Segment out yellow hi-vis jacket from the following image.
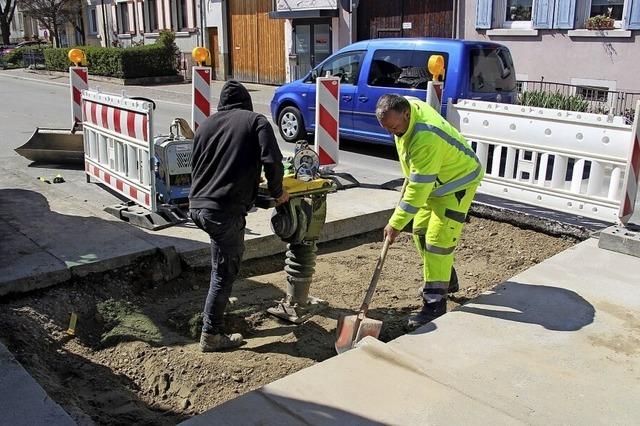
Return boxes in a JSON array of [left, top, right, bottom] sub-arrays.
[[389, 98, 484, 231]]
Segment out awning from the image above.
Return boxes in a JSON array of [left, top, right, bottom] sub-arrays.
[[268, 9, 339, 19]]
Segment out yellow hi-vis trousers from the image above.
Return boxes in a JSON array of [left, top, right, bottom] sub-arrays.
[[412, 185, 477, 303]]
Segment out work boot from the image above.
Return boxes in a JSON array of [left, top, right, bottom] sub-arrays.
[[449, 267, 459, 294], [417, 268, 459, 297], [199, 332, 244, 352], [407, 300, 446, 329]]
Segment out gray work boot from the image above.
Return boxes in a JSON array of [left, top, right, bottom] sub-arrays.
[[417, 267, 459, 297], [199, 332, 244, 352], [407, 300, 446, 329]]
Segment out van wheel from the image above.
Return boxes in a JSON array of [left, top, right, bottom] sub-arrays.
[[278, 106, 306, 143]]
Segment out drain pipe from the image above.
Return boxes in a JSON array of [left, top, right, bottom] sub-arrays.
[[452, 0, 458, 39]]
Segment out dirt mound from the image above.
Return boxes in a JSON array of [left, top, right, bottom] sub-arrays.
[[0, 217, 574, 424]]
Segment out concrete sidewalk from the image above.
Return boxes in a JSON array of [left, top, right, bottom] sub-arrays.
[[183, 238, 640, 425], [0, 342, 75, 426], [0, 155, 399, 296]]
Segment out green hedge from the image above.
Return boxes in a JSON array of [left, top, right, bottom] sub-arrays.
[[44, 31, 179, 79]]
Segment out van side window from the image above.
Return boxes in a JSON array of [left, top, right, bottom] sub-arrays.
[[315, 51, 364, 85], [469, 48, 517, 93], [368, 49, 448, 89]]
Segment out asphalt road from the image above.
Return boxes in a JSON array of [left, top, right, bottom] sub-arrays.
[[0, 73, 402, 185]]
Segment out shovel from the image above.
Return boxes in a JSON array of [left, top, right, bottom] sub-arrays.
[[335, 235, 392, 354]]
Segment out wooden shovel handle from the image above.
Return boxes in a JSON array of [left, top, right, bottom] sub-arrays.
[[359, 236, 391, 314]]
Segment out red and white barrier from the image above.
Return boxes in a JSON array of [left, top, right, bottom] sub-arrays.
[[69, 66, 88, 127], [426, 81, 443, 112], [314, 77, 340, 169], [619, 101, 640, 225], [82, 90, 156, 211], [192, 66, 211, 132]]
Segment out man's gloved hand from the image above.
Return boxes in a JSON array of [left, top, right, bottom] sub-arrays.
[[275, 190, 290, 206]]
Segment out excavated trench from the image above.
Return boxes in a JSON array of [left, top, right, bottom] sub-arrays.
[[0, 216, 575, 425]]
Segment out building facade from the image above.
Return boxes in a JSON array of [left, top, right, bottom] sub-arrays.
[[462, 0, 640, 92]]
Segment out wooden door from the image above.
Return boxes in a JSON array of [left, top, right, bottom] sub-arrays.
[[228, 0, 285, 84], [357, 0, 403, 41], [208, 27, 220, 80], [402, 0, 452, 39], [228, 0, 258, 83], [357, 0, 453, 40], [256, 0, 285, 84]]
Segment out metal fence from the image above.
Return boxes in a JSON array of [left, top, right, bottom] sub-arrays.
[[23, 50, 45, 68], [517, 80, 640, 125]]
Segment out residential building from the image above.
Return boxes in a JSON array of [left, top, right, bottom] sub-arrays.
[[461, 0, 640, 93]]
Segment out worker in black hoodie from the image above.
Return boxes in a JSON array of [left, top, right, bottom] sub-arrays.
[[189, 80, 289, 352]]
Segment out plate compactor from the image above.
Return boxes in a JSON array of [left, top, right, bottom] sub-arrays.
[[257, 143, 337, 323]]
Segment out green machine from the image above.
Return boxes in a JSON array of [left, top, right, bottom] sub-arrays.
[[258, 143, 337, 323]]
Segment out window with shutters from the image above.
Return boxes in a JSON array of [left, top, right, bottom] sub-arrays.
[[504, 0, 534, 28], [476, 0, 640, 30]]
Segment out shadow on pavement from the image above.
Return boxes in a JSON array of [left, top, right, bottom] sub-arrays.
[[456, 281, 595, 331], [185, 389, 388, 425]]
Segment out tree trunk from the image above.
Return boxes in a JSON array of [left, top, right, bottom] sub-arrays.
[[0, 18, 10, 45], [53, 23, 60, 47]]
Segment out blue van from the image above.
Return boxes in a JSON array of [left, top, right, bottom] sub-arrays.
[[270, 38, 517, 145]]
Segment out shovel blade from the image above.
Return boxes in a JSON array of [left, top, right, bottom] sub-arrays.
[[335, 314, 383, 354]]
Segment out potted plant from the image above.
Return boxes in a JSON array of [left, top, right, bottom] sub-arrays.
[[585, 14, 615, 30]]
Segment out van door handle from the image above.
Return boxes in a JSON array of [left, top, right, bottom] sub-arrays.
[[358, 95, 368, 102], [342, 95, 352, 101]]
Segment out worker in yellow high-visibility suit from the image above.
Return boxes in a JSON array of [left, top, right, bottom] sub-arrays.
[[376, 94, 484, 328]]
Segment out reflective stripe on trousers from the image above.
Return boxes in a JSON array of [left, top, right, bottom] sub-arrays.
[[411, 185, 477, 302]]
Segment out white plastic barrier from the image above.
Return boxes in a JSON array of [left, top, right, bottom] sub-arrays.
[[448, 99, 639, 223], [314, 76, 340, 169], [82, 90, 156, 211]]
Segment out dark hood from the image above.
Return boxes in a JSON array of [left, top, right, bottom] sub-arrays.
[[217, 80, 254, 112]]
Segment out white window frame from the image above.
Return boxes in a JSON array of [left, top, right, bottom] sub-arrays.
[[503, 0, 535, 29], [586, 0, 627, 29], [87, 6, 98, 35], [570, 77, 618, 110], [516, 73, 529, 92]]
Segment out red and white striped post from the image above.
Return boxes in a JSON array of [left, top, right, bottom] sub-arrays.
[[619, 101, 640, 226], [426, 81, 443, 112], [426, 54, 445, 115], [314, 76, 340, 169], [192, 67, 211, 132], [68, 49, 88, 129], [191, 47, 212, 132]]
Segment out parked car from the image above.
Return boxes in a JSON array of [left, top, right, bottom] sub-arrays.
[[16, 40, 50, 48], [271, 38, 518, 145], [0, 44, 17, 57]]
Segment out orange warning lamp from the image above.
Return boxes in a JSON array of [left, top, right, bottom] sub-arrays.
[[192, 47, 211, 66], [428, 54, 445, 81], [68, 48, 86, 66]]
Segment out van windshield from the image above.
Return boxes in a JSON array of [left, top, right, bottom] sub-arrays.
[[469, 47, 516, 93]]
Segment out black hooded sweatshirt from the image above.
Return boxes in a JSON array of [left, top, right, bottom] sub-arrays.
[[189, 80, 284, 215]]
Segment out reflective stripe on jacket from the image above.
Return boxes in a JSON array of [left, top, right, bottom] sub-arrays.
[[389, 99, 484, 231]]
